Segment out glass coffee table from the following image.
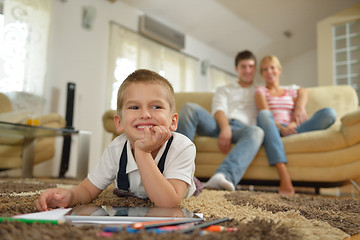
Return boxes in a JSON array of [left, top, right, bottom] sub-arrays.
[[0, 121, 79, 178]]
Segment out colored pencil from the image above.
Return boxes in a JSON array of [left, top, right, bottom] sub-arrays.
[[131, 218, 203, 229], [203, 225, 238, 232], [0, 217, 65, 225], [180, 217, 230, 234]]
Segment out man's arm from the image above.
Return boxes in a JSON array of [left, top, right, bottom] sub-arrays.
[[292, 87, 308, 125], [212, 86, 232, 154], [214, 110, 232, 154]]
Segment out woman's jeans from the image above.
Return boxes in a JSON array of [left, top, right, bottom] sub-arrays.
[[176, 103, 264, 186], [256, 108, 337, 166]]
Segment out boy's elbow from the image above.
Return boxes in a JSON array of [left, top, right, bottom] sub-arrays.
[[154, 199, 181, 208], [152, 194, 183, 208]]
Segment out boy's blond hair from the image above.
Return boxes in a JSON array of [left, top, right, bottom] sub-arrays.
[[117, 69, 176, 116], [260, 55, 282, 74]]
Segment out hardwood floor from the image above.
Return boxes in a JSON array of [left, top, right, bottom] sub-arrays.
[[319, 182, 360, 199], [237, 181, 360, 199]]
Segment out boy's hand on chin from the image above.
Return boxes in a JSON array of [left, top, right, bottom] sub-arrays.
[[135, 126, 171, 153]]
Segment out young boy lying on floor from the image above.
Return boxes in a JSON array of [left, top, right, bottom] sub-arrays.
[[36, 69, 197, 211]]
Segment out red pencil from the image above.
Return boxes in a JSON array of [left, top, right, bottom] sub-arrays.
[[203, 225, 238, 232]]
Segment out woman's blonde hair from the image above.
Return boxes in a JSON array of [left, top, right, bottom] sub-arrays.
[[260, 55, 282, 74]]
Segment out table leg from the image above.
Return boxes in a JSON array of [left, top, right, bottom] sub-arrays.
[[22, 138, 35, 178], [76, 131, 91, 179], [350, 179, 360, 193], [59, 135, 72, 178]]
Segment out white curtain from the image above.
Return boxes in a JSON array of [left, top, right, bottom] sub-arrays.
[[0, 0, 51, 96], [209, 66, 237, 91], [106, 22, 198, 110]]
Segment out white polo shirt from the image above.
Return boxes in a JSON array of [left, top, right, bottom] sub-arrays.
[[212, 82, 258, 126], [88, 132, 196, 199]]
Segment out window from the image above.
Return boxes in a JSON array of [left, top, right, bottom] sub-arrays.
[[333, 20, 360, 100], [209, 66, 237, 91], [107, 22, 198, 110], [0, 0, 51, 96]]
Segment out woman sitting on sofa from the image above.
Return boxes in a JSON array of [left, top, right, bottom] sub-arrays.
[[255, 55, 337, 195]]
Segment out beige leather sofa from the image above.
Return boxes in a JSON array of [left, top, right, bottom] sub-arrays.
[[0, 92, 66, 171], [103, 85, 360, 191]]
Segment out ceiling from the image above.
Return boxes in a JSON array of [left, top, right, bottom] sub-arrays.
[[116, 0, 360, 61]]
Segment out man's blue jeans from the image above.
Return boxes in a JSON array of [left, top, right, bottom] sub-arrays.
[[256, 108, 337, 166], [176, 103, 264, 186]]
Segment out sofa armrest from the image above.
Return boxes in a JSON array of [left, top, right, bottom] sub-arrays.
[[102, 110, 117, 135], [340, 108, 360, 146]]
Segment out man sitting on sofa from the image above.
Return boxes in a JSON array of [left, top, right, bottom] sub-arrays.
[[176, 50, 264, 191]]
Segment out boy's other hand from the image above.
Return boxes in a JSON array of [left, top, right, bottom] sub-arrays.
[[135, 126, 171, 153], [35, 188, 73, 212]]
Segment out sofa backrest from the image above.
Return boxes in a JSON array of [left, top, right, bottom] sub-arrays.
[[175, 92, 214, 114], [306, 85, 358, 119], [175, 85, 359, 120]]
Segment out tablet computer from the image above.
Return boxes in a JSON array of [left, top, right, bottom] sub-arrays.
[[65, 205, 201, 224]]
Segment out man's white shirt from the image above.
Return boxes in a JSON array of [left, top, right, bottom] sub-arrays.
[[212, 82, 258, 126]]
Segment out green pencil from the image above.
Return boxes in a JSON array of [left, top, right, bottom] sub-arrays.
[[0, 217, 65, 224]]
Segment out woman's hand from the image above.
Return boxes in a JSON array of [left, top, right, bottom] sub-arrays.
[[279, 122, 297, 136]]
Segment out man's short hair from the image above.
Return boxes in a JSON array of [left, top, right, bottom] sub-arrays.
[[235, 50, 257, 67]]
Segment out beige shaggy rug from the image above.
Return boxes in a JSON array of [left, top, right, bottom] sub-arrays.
[[0, 178, 359, 240]]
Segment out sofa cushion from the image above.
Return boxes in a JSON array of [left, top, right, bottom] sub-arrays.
[[194, 123, 346, 154], [340, 109, 360, 146], [281, 123, 347, 153], [175, 92, 214, 114]]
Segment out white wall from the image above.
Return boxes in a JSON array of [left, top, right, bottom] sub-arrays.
[[35, 0, 235, 177], [281, 49, 318, 88]]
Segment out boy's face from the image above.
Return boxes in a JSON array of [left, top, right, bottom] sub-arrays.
[[114, 82, 178, 145], [235, 59, 256, 85]]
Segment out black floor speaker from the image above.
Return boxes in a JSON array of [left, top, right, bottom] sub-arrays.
[[59, 82, 76, 177]]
